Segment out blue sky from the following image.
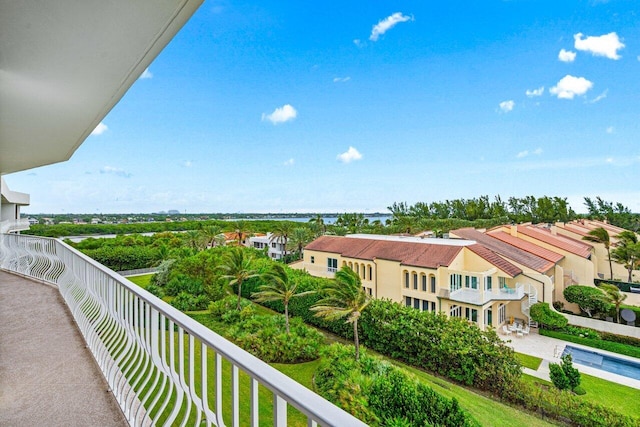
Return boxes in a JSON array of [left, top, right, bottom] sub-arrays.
[[9, 0, 640, 214]]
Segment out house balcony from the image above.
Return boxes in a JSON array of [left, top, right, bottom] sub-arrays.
[[0, 233, 366, 426], [0, 218, 30, 233], [440, 283, 526, 305]]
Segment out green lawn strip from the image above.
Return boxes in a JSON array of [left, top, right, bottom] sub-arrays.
[[126, 273, 153, 288], [515, 352, 543, 370], [539, 329, 640, 358], [521, 374, 640, 419]]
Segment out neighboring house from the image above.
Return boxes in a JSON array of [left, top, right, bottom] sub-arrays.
[[0, 178, 30, 233], [296, 234, 544, 331], [248, 233, 287, 260], [27, 217, 39, 226], [555, 220, 640, 282]]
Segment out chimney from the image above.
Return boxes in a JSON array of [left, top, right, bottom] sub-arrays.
[[510, 224, 518, 237]]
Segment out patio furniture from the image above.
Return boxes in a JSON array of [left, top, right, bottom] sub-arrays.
[[502, 325, 512, 336], [516, 329, 524, 338], [522, 326, 530, 336]]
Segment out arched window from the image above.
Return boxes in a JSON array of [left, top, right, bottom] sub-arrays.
[[421, 274, 427, 291], [404, 270, 409, 288], [412, 272, 418, 290], [368, 265, 373, 280]]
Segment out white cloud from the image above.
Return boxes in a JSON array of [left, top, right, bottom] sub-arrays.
[[549, 75, 593, 99], [605, 157, 614, 163], [183, 160, 192, 167], [333, 76, 351, 83], [283, 158, 294, 166], [588, 89, 608, 104], [606, 126, 614, 134], [100, 166, 132, 178], [90, 122, 108, 136], [369, 12, 412, 42], [558, 49, 576, 62], [261, 104, 297, 124], [337, 146, 363, 163], [525, 87, 544, 97], [499, 100, 515, 112], [574, 32, 624, 59], [139, 68, 153, 79], [353, 39, 363, 48], [516, 148, 543, 158]]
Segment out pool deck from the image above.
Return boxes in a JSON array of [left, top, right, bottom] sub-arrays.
[[500, 328, 640, 390]]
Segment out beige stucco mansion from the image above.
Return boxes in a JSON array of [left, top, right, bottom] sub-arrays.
[[293, 220, 634, 331]]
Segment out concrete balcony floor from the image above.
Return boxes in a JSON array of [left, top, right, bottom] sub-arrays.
[[0, 271, 126, 426]]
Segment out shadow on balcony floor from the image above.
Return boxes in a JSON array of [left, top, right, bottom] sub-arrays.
[[0, 271, 126, 426]]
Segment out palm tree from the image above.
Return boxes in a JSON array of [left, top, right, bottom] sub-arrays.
[[583, 227, 613, 280], [610, 230, 640, 283], [270, 222, 294, 261], [200, 225, 223, 248], [288, 227, 312, 260], [311, 266, 371, 360], [599, 284, 628, 323], [218, 247, 259, 310], [252, 263, 314, 333], [232, 220, 250, 246], [185, 230, 205, 252], [308, 214, 326, 237]]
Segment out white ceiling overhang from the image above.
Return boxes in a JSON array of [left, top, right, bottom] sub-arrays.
[[0, 0, 203, 175]]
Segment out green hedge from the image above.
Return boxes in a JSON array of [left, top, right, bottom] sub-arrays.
[[539, 329, 640, 358], [509, 379, 638, 427], [315, 344, 479, 427]]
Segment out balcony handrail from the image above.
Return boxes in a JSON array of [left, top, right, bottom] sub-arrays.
[[0, 233, 366, 427], [0, 218, 30, 233]]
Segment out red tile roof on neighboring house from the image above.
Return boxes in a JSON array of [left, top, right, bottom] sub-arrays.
[[581, 219, 627, 236], [451, 228, 555, 273], [488, 230, 565, 263], [466, 244, 522, 277], [518, 225, 592, 258], [304, 235, 464, 269], [561, 223, 590, 237]]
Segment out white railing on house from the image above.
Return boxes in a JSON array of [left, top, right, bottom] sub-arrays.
[[0, 233, 366, 427]]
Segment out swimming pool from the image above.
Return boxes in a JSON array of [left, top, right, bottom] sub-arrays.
[[562, 345, 640, 381]]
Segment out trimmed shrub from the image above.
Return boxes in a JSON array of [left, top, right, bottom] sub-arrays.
[[564, 285, 612, 318], [530, 302, 568, 329], [315, 344, 479, 427], [165, 274, 204, 297], [549, 354, 580, 391], [170, 292, 210, 311], [228, 315, 323, 363], [145, 284, 164, 298], [549, 362, 570, 390]]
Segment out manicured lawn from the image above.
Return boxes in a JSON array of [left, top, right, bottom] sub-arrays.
[[521, 373, 640, 417], [126, 273, 153, 288], [515, 352, 543, 370]]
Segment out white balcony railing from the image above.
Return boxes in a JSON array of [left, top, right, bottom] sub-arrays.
[[447, 283, 525, 305], [0, 218, 30, 234], [0, 233, 366, 427]]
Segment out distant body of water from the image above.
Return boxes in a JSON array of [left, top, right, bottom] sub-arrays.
[[226, 216, 391, 225]]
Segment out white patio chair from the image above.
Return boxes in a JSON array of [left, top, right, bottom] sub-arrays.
[[516, 329, 524, 338], [523, 326, 530, 336], [502, 325, 512, 336]]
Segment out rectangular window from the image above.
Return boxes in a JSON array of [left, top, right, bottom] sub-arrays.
[[465, 276, 470, 288], [405, 296, 412, 307], [486, 308, 493, 326], [431, 301, 436, 312], [272, 242, 276, 248], [430, 276, 436, 293], [465, 307, 470, 319], [470, 276, 478, 290], [450, 305, 461, 318], [422, 300, 429, 311], [498, 304, 506, 324], [310, 256, 315, 264], [449, 274, 462, 291], [471, 309, 478, 322], [327, 258, 338, 273], [422, 275, 427, 292], [414, 298, 420, 309], [485, 276, 492, 290], [499, 277, 507, 288], [368, 266, 373, 281], [413, 273, 418, 290], [405, 272, 410, 288], [368, 288, 372, 296]]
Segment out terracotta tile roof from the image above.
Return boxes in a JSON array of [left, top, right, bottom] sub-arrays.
[[518, 225, 592, 258], [487, 230, 564, 263], [304, 235, 464, 269], [451, 228, 555, 273], [561, 223, 590, 237], [581, 219, 627, 237], [466, 244, 522, 277]]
